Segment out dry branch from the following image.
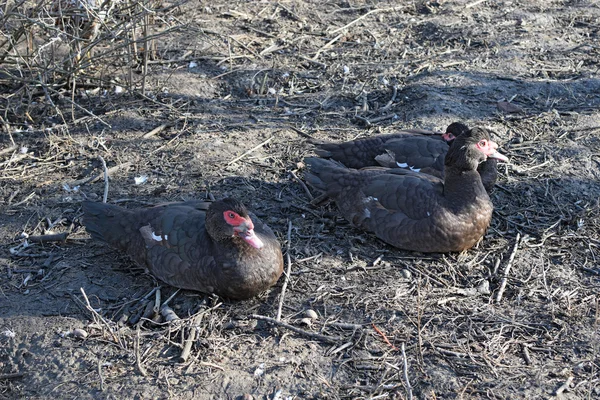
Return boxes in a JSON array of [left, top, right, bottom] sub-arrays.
[[495, 233, 521, 303], [27, 232, 69, 243], [135, 325, 148, 377], [71, 162, 132, 187], [179, 319, 199, 363], [227, 137, 273, 165], [0, 372, 25, 380], [401, 343, 413, 400], [0, 145, 18, 157], [329, 7, 404, 35], [290, 171, 313, 201], [98, 156, 109, 203], [142, 123, 171, 139], [276, 221, 293, 321], [249, 314, 342, 344]]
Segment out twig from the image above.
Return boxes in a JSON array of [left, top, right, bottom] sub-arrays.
[[372, 323, 397, 350], [0, 145, 17, 157], [290, 171, 313, 200], [355, 113, 397, 126], [312, 33, 344, 60], [555, 376, 573, 396], [287, 125, 316, 140], [401, 343, 413, 400], [142, 123, 170, 139], [329, 7, 403, 35], [141, 2, 150, 95], [135, 325, 148, 376], [153, 288, 161, 316], [227, 136, 273, 165], [198, 361, 224, 371], [0, 372, 25, 380], [276, 221, 293, 321], [298, 54, 327, 68], [495, 233, 521, 303], [522, 344, 532, 365], [79, 288, 120, 344], [71, 162, 132, 187], [310, 193, 331, 206], [28, 232, 69, 243], [249, 314, 342, 344], [160, 305, 180, 322], [160, 288, 181, 322], [161, 288, 180, 307], [10, 192, 36, 207], [180, 314, 202, 363], [379, 85, 398, 112], [46, 86, 111, 128], [9, 249, 52, 258], [466, 0, 487, 8], [324, 322, 364, 330], [97, 359, 105, 391], [98, 156, 109, 203]]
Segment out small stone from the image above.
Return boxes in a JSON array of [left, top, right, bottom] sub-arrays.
[[400, 269, 412, 279], [477, 280, 490, 295], [305, 309, 318, 320], [300, 318, 313, 327], [72, 328, 88, 339], [242, 394, 254, 400], [253, 363, 265, 377]]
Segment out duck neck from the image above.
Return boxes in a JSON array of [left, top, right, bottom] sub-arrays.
[[443, 167, 488, 210]]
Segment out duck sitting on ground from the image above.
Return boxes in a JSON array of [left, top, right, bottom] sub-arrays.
[[82, 198, 283, 300], [315, 122, 499, 193], [305, 127, 508, 253]]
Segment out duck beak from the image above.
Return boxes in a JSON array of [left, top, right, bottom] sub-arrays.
[[234, 219, 264, 249], [488, 150, 509, 162], [487, 140, 509, 162]]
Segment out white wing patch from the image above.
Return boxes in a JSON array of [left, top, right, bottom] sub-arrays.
[[396, 162, 420, 172], [151, 231, 168, 241], [427, 211, 431, 217], [363, 196, 379, 219]]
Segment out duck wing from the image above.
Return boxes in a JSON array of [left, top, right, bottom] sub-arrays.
[[315, 131, 439, 169], [305, 158, 448, 251], [82, 201, 221, 294], [376, 136, 449, 174]]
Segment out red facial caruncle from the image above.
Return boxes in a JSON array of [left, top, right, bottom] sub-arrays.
[[223, 210, 264, 249], [223, 210, 250, 228], [476, 139, 509, 162]]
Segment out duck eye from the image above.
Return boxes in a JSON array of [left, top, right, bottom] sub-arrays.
[[479, 140, 487, 147], [228, 212, 235, 219]]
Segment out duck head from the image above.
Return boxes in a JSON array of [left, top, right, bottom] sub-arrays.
[[207, 198, 264, 249], [442, 121, 470, 142], [445, 127, 509, 171]]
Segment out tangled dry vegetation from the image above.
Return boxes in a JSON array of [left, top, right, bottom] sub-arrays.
[[1, 0, 599, 399]]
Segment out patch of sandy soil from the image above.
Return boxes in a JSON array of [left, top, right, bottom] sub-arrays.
[[1, 0, 599, 399]]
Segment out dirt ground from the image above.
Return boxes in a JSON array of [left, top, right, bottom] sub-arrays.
[[1, 0, 599, 398]]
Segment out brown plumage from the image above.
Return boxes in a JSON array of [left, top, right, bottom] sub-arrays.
[[315, 122, 499, 193], [305, 127, 508, 253], [82, 198, 283, 300]]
